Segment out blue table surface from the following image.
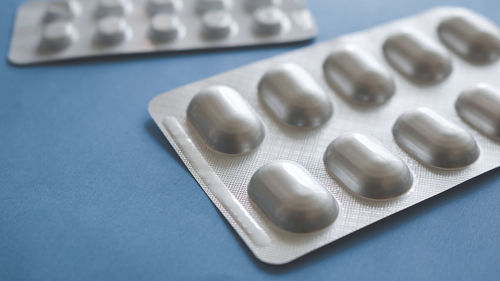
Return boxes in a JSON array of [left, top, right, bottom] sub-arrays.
[[1, 0, 500, 280]]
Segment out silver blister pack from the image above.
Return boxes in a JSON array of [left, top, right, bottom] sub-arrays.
[[8, 0, 317, 65], [148, 7, 500, 264]]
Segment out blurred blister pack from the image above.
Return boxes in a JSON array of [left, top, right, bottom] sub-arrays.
[[8, 0, 317, 65], [149, 7, 500, 264]]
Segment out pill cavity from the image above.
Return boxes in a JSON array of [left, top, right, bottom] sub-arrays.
[[95, 0, 132, 18], [146, 0, 183, 16], [149, 14, 183, 43], [44, 0, 81, 22], [196, 0, 232, 14], [248, 160, 339, 233], [324, 133, 413, 200], [438, 15, 500, 64], [95, 17, 130, 45], [252, 7, 286, 36], [201, 10, 235, 39], [258, 64, 332, 128], [456, 84, 500, 140], [324, 45, 395, 105], [383, 30, 452, 84], [40, 21, 77, 52], [187, 85, 265, 154], [393, 107, 479, 169]]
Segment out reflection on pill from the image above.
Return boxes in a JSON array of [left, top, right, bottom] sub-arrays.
[[383, 30, 452, 84], [324, 133, 413, 200], [258, 63, 333, 128], [393, 107, 479, 169], [187, 85, 265, 154], [40, 21, 77, 52], [95, 17, 130, 45], [201, 10, 235, 39], [324, 45, 395, 105], [438, 15, 500, 64], [456, 84, 500, 140], [252, 7, 286, 36], [248, 160, 339, 233], [149, 14, 183, 43]]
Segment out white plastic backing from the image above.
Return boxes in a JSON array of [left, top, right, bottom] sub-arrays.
[[149, 7, 500, 264], [8, 0, 317, 65]]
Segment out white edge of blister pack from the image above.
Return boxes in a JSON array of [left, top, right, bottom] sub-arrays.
[[148, 6, 500, 264]]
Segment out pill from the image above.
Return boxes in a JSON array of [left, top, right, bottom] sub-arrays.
[[252, 7, 286, 36], [438, 15, 500, 64], [248, 160, 339, 233], [258, 63, 333, 128], [196, 0, 232, 14], [244, 0, 280, 11], [201, 10, 235, 39], [383, 30, 452, 84], [456, 84, 500, 140], [44, 0, 81, 22], [146, 0, 182, 16], [40, 21, 77, 52], [149, 14, 182, 43], [324, 133, 413, 200], [187, 85, 265, 154], [323, 45, 395, 105], [95, 0, 132, 18], [393, 107, 479, 169], [95, 17, 130, 45]]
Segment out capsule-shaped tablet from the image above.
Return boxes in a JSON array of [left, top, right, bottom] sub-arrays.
[[40, 21, 77, 52], [44, 0, 81, 22], [187, 85, 265, 154], [95, 0, 132, 18], [201, 10, 235, 39], [438, 15, 500, 64], [393, 108, 479, 169], [149, 14, 183, 43], [323, 45, 395, 105], [252, 7, 286, 36], [95, 17, 130, 46], [248, 161, 339, 233], [258, 63, 332, 128], [456, 84, 500, 140], [324, 133, 413, 200], [383, 30, 452, 84], [146, 0, 182, 16]]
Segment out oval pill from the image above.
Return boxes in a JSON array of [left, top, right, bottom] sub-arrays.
[[258, 63, 333, 128], [323, 45, 395, 105], [95, 0, 132, 18], [456, 84, 500, 140], [201, 10, 235, 39], [44, 0, 81, 22], [383, 30, 452, 84], [146, 0, 182, 16], [149, 14, 182, 43], [324, 133, 413, 200], [40, 21, 77, 52], [252, 7, 286, 36], [248, 160, 339, 233], [95, 17, 130, 45], [187, 85, 265, 154], [438, 15, 500, 64], [393, 107, 479, 169]]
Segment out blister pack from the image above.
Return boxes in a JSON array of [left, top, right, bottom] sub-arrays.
[[149, 7, 500, 264], [8, 0, 317, 65]]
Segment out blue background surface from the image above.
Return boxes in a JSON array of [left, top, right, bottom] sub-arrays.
[[1, 0, 500, 280]]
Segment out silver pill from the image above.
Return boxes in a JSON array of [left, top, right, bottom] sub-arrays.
[[40, 21, 77, 52], [149, 14, 182, 43], [44, 0, 81, 22], [95, 17, 130, 46], [383, 30, 452, 84], [258, 63, 333, 128], [187, 85, 265, 154], [95, 0, 132, 18], [248, 160, 339, 233], [438, 15, 500, 64], [324, 133, 413, 200], [196, 0, 232, 14], [146, 0, 183, 16], [252, 7, 286, 36], [393, 107, 480, 169], [201, 10, 235, 40], [456, 84, 500, 140], [323, 45, 395, 105]]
